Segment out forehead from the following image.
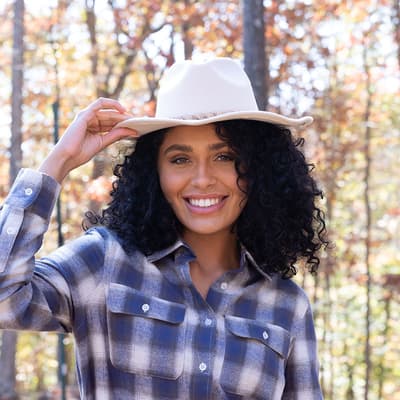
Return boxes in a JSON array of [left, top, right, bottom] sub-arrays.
[[160, 124, 226, 148]]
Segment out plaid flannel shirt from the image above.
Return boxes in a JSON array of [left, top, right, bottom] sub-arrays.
[[0, 169, 323, 400]]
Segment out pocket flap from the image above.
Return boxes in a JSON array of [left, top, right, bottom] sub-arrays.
[[225, 315, 291, 358], [107, 283, 186, 324]]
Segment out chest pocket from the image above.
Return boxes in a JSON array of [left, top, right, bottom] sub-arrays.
[[106, 283, 186, 379], [220, 315, 291, 399]]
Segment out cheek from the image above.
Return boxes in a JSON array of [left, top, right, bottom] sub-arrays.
[[158, 161, 172, 202], [158, 170, 181, 204]]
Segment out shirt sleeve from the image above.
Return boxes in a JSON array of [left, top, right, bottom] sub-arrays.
[[0, 168, 73, 332], [282, 301, 323, 400]]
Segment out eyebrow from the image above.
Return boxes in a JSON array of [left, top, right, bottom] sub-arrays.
[[163, 142, 228, 155]]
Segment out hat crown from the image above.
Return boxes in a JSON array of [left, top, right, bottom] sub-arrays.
[[116, 56, 313, 136], [155, 58, 259, 119]]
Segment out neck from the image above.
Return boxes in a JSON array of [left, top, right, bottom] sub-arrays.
[[183, 230, 240, 273]]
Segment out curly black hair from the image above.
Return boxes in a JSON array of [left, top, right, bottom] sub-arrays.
[[87, 120, 327, 278]]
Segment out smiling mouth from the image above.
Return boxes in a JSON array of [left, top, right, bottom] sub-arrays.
[[186, 197, 225, 208]]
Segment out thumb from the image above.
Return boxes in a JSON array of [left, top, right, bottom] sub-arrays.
[[101, 127, 138, 148]]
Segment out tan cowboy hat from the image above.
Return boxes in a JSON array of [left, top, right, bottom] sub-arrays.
[[117, 57, 313, 135]]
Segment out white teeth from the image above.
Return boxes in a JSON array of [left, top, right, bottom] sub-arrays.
[[189, 198, 221, 207]]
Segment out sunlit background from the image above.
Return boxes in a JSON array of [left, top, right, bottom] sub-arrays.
[[0, 0, 399, 399]]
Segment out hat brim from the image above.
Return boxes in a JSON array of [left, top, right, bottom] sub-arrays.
[[116, 111, 313, 136]]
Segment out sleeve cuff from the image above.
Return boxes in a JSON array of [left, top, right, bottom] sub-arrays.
[[5, 169, 61, 213]]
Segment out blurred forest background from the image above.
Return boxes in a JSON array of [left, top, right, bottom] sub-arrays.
[[0, 0, 399, 399]]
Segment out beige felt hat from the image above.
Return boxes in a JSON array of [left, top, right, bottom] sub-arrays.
[[117, 58, 313, 135]]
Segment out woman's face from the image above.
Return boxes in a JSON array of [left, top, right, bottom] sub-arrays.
[[157, 124, 247, 239]]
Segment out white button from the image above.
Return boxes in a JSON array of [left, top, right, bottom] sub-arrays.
[[262, 331, 269, 340], [220, 282, 228, 290], [24, 188, 33, 196], [6, 227, 15, 235], [204, 318, 212, 326], [199, 362, 207, 372], [141, 303, 150, 312]]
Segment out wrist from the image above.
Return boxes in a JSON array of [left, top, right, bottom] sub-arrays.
[[38, 151, 73, 184]]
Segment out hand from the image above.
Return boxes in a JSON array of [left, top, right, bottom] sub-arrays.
[[39, 98, 137, 183]]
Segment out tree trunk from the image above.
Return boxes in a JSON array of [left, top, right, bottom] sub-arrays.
[[242, 0, 267, 110], [0, 1, 24, 398], [9, 0, 24, 184], [377, 294, 391, 400], [362, 43, 373, 400], [182, 0, 194, 60], [0, 332, 18, 400], [344, 297, 355, 400], [392, 0, 400, 70]]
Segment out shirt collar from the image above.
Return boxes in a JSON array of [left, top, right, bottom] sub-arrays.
[[240, 244, 272, 282], [146, 239, 190, 263], [147, 240, 272, 282]]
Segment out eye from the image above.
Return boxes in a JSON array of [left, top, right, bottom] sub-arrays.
[[216, 152, 236, 162], [170, 156, 190, 165]]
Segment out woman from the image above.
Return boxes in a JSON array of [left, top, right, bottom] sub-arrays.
[[0, 58, 327, 399]]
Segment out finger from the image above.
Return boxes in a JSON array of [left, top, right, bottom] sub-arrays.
[[89, 97, 127, 114], [101, 128, 138, 149], [90, 111, 133, 133], [79, 99, 128, 125], [96, 110, 132, 121]]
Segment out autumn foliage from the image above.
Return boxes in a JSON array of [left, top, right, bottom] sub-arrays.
[[0, 0, 399, 399]]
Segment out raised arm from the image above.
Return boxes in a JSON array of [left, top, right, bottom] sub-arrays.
[[0, 98, 135, 332], [39, 97, 136, 183]]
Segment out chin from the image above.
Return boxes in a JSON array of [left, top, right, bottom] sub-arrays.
[[183, 225, 234, 237]]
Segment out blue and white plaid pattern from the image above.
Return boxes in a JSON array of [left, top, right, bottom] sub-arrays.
[[0, 169, 323, 399]]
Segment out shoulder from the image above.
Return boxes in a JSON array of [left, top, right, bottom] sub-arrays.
[[40, 227, 123, 280], [55, 227, 107, 257], [60, 226, 123, 253], [269, 274, 313, 319]]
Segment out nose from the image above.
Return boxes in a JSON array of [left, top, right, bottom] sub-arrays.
[[192, 161, 216, 188]]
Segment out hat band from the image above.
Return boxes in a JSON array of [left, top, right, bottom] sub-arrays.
[[157, 110, 241, 121]]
